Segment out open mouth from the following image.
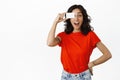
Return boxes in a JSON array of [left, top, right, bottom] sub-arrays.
[[74, 22, 80, 26]]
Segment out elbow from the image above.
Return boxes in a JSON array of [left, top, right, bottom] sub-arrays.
[[47, 40, 52, 47], [109, 53, 112, 59], [47, 39, 58, 47], [47, 42, 55, 47], [47, 44, 53, 47], [47, 42, 52, 47], [107, 53, 112, 60]]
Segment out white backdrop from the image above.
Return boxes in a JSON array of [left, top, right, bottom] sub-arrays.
[[0, 0, 120, 80]]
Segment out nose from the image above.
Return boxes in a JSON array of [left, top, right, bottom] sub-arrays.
[[74, 15, 79, 20]]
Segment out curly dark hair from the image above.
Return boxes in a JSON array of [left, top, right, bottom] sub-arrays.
[[64, 4, 93, 35]]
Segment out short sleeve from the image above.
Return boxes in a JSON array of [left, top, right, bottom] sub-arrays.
[[57, 32, 64, 47], [90, 31, 101, 48]]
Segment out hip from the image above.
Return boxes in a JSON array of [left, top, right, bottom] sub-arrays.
[[61, 69, 92, 80]]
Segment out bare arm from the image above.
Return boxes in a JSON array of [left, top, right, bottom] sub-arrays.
[[88, 41, 112, 75], [47, 13, 65, 47], [91, 42, 112, 66]]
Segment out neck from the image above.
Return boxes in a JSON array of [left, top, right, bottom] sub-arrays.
[[73, 29, 81, 33]]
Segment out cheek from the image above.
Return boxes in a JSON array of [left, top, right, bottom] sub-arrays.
[[70, 19, 74, 23], [79, 18, 83, 23], [81, 18, 83, 22], [80, 17, 83, 21]]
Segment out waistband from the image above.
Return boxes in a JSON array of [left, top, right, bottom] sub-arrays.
[[62, 69, 90, 77]]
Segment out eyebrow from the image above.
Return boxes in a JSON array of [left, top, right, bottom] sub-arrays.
[[77, 12, 82, 13]]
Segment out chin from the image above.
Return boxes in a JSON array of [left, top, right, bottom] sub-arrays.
[[73, 26, 80, 29]]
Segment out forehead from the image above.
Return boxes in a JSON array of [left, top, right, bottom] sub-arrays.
[[72, 8, 82, 13]]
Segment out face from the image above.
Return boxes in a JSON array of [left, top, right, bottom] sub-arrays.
[[70, 8, 83, 32]]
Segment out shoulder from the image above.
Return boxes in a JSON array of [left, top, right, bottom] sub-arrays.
[[57, 32, 66, 36], [88, 31, 100, 40], [88, 31, 98, 36], [88, 31, 96, 34], [58, 31, 65, 34]]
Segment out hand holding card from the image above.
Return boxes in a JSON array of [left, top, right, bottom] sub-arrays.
[[65, 13, 75, 19]]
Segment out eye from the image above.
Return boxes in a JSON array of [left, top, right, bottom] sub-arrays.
[[77, 14, 83, 17]]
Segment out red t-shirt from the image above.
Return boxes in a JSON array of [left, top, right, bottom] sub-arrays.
[[57, 31, 101, 73]]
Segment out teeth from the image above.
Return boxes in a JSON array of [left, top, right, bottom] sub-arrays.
[[74, 22, 79, 25], [74, 22, 79, 24]]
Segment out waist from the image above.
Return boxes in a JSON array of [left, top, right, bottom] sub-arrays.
[[63, 65, 88, 73], [62, 69, 91, 77]]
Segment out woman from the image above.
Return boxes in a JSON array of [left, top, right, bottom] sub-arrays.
[[47, 4, 112, 80]]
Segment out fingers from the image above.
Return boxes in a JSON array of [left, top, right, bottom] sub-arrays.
[[89, 68, 93, 76], [88, 62, 94, 76], [58, 13, 66, 21], [55, 12, 67, 23]]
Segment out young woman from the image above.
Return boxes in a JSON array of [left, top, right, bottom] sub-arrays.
[[47, 4, 112, 80]]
